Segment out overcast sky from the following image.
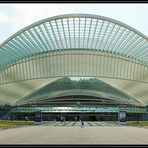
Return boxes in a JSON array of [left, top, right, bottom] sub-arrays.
[[0, 3, 148, 44]]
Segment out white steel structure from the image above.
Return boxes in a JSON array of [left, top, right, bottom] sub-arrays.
[[0, 14, 148, 106]]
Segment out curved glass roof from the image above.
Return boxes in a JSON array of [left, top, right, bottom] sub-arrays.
[[0, 13, 148, 68], [17, 77, 140, 106]]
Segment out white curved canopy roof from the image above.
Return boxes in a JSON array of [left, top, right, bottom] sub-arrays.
[[0, 14, 148, 106], [0, 13, 148, 67]]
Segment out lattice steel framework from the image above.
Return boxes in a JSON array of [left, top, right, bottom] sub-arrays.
[[0, 14, 148, 85], [0, 14, 148, 107]]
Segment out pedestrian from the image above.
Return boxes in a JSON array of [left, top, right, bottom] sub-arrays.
[[63, 116, 65, 123], [61, 116, 63, 123], [25, 116, 29, 122], [80, 116, 84, 127], [75, 116, 77, 121]]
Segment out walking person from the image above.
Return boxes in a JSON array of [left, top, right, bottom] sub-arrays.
[[80, 116, 84, 128], [25, 116, 29, 122], [60, 116, 63, 123]]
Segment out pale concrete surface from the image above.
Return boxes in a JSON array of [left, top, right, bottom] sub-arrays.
[[0, 125, 148, 144]]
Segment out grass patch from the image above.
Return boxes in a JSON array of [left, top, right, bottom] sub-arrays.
[[0, 120, 34, 129], [127, 121, 148, 127]]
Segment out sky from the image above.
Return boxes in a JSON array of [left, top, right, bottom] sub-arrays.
[[0, 3, 148, 44]]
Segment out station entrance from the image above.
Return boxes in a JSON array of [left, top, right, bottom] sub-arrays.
[[12, 111, 142, 122]]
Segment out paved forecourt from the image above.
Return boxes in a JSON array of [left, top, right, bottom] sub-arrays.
[[0, 122, 148, 144]]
